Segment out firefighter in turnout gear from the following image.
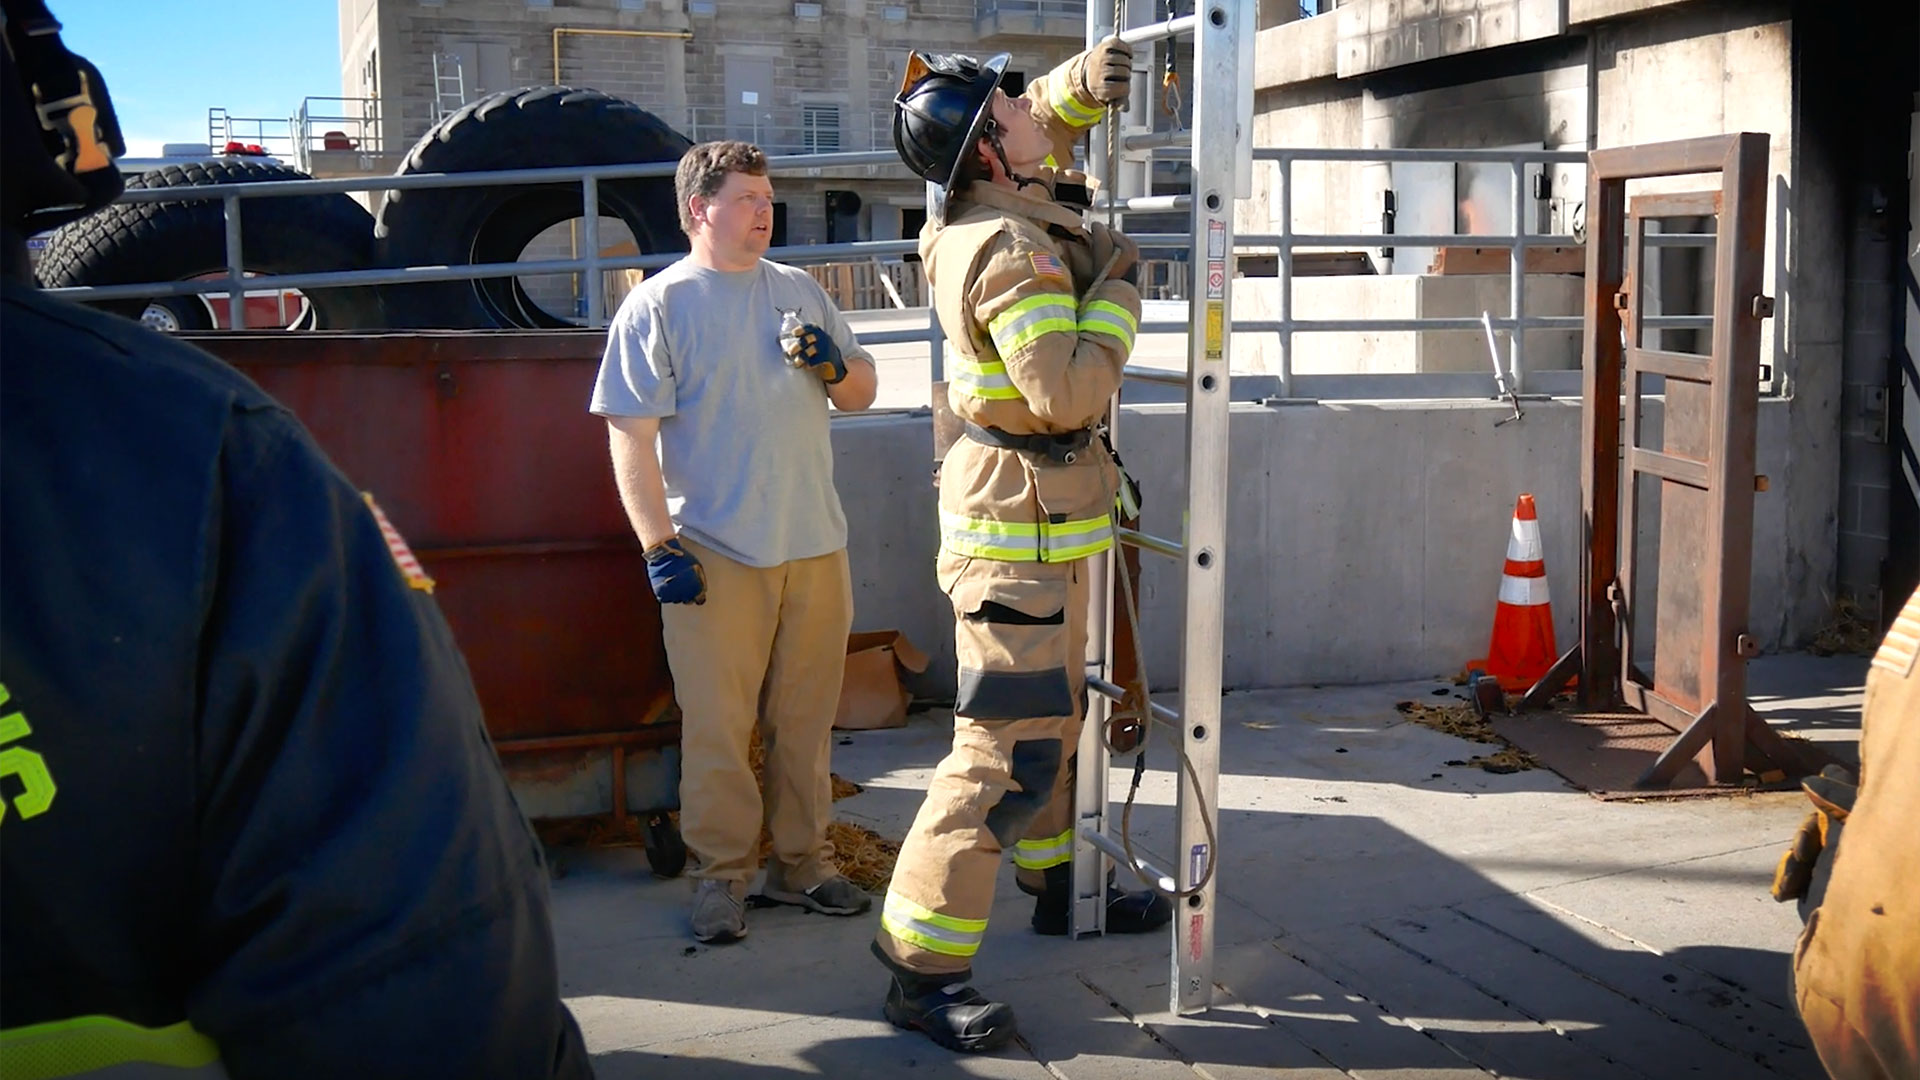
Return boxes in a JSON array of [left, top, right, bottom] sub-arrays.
[[0, 3, 591, 1075], [877, 40, 1171, 1053], [1777, 584, 1920, 1079]]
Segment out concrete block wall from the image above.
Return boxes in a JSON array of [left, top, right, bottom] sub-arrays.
[[831, 397, 1811, 695], [1837, 190, 1899, 610], [346, 0, 1082, 246]]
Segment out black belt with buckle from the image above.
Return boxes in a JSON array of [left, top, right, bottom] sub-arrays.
[[962, 421, 1093, 465]]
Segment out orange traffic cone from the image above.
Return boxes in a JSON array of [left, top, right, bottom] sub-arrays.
[[1470, 494, 1558, 693]]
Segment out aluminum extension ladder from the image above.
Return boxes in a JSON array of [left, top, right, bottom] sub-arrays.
[[1073, 2, 1253, 1016]]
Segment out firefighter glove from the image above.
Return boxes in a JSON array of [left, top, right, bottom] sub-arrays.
[[1770, 765, 1857, 903], [786, 323, 848, 385], [1088, 222, 1140, 286], [644, 536, 708, 605], [1083, 36, 1134, 105]]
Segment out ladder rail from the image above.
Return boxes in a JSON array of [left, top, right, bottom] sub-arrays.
[[1074, 0, 1240, 1017]]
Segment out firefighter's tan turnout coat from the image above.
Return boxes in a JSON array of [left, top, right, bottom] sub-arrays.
[[877, 49, 1142, 976]]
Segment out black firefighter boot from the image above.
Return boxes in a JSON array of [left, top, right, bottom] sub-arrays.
[[1029, 863, 1173, 936], [882, 967, 1018, 1054]]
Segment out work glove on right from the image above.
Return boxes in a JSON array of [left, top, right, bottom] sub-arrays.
[[644, 536, 708, 605], [1081, 36, 1134, 105], [785, 323, 848, 385], [1771, 764, 1857, 910], [1087, 221, 1140, 286]]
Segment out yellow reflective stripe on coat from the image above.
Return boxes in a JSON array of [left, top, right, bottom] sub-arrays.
[[881, 894, 988, 957], [950, 356, 1024, 401], [0, 1016, 222, 1080], [987, 293, 1076, 357], [1048, 79, 1104, 127], [1078, 299, 1138, 351], [1013, 828, 1074, 870], [940, 510, 1113, 563]]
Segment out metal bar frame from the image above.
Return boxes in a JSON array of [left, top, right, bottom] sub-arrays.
[[1525, 133, 1788, 788], [50, 130, 1752, 405], [1073, 0, 1238, 1018]]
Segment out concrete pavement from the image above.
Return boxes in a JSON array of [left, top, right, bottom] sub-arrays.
[[548, 654, 1859, 1078]]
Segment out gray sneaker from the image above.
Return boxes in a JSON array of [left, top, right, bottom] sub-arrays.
[[690, 879, 747, 943], [761, 874, 873, 916]]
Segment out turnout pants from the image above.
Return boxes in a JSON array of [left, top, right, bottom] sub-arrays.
[[662, 538, 854, 895], [876, 550, 1089, 976], [1792, 586, 1920, 1080]]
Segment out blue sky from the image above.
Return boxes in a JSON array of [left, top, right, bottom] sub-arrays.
[[55, 0, 342, 155]]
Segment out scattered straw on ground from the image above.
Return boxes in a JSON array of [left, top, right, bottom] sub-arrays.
[[1395, 699, 1499, 743], [536, 727, 901, 891], [1395, 697, 1540, 773], [1810, 593, 1880, 656], [827, 820, 902, 892]]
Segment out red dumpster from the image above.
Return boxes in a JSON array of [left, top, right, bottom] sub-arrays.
[[190, 330, 678, 822]]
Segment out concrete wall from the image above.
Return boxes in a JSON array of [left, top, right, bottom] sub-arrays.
[[1240, 0, 1843, 643], [832, 398, 1807, 695], [1231, 273, 1585, 374]]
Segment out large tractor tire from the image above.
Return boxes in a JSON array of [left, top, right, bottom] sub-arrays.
[[35, 160, 386, 331], [375, 87, 692, 329]]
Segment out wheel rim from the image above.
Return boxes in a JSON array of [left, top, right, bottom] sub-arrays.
[[139, 302, 183, 332]]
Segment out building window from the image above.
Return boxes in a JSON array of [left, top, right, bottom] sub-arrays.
[[526, 0, 552, 8], [688, 0, 716, 14], [802, 104, 841, 154], [620, 0, 647, 9], [882, 5, 908, 19], [794, 2, 823, 18]]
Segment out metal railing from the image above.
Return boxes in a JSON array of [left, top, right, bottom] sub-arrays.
[[681, 106, 899, 158], [209, 97, 385, 175], [976, 0, 1088, 18], [49, 141, 1669, 400]]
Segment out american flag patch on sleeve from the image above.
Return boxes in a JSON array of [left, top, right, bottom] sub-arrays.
[[364, 493, 436, 594], [1029, 251, 1066, 279]]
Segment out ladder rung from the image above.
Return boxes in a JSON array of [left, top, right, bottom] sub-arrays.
[[1080, 827, 1177, 893], [1085, 676, 1181, 728], [1123, 364, 1186, 386], [1124, 130, 1191, 153], [1116, 525, 1184, 560], [1091, 194, 1192, 214]]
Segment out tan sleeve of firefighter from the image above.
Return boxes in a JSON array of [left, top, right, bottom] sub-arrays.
[[1022, 51, 1104, 168], [968, 235, 1140, 428]]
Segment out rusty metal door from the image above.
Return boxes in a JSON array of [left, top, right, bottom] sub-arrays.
[[1531, 133, 1813, 787], [1615, 181, 1767, 785]]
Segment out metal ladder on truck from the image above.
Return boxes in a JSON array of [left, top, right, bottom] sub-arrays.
[[1072, 2, 1253, 1016]]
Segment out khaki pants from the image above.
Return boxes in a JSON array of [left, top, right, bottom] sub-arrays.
[[876, 552, 1088, 976], [661, 538, 853, 894]]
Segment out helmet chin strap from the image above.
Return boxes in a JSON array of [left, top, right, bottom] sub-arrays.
[[983, 121, 1046, 194]]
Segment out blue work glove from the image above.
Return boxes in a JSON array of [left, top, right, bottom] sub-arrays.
[[786, 323, 847, 385], [643, 536, 707, 605]]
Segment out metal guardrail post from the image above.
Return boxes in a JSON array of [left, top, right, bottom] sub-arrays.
[[1277, 153, 1294, 399], [223, 194, 247, 331], [583, 176, 604, 328], [1510, 158, 1528, 392]]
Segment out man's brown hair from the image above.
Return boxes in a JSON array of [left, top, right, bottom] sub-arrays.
[[674, 140, 769, 236]]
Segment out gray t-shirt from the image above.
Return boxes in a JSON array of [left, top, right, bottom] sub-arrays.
[[590, 257, 867, 568]]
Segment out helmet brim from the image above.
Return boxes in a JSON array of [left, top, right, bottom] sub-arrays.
[[938, 52, 1011, 206]]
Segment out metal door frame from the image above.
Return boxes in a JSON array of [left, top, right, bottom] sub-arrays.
[[1527, 133, 1808, 787]]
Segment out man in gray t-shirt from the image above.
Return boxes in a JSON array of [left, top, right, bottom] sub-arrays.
[[590, 141, 878, 944]]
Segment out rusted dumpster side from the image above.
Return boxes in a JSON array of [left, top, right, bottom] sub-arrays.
[[190, 330, 678, 820]]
